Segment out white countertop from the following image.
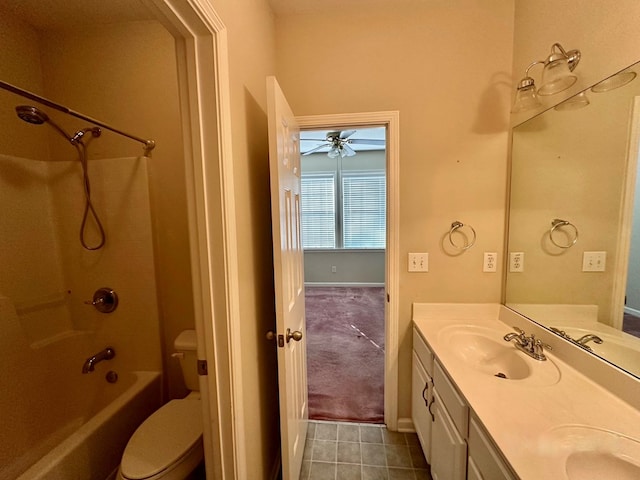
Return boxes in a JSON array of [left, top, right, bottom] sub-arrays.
[[412, 303, 640, 479]]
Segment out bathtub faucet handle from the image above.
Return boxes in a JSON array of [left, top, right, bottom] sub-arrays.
[[84, 288, 119, 314]]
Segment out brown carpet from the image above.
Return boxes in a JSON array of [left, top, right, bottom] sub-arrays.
[[305, 286, 385, 423]]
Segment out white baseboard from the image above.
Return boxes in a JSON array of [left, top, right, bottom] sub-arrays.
[[395, 417, 415, 433], [624, 306, 640, 317]]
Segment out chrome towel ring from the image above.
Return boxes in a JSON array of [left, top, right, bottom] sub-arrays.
[[448, 221, 477, 251], [550, 219, 578, 248]]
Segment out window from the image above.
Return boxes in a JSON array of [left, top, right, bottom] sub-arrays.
[[301, 171, 386, 249], [342, 173, 386, 248], [301, 174, 335, 249]]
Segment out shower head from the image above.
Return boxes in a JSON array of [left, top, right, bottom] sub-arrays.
[[16, 105, 49, 124], [16, 105, 73, 142]]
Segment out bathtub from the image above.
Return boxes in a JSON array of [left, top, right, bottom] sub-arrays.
[[10, 371, 161, 480]]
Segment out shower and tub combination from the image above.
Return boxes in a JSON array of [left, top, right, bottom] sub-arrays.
[[0, 80, 170, 480]]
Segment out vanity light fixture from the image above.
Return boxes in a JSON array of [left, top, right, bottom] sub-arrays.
[[512, 42, 581, 113]]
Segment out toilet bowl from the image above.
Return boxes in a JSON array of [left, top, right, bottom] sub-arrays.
[[118, 330, 203, 480]]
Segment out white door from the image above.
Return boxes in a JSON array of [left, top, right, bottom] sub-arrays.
[[266, 76, 308, 480]]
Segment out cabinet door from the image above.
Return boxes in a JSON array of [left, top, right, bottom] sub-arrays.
[[468, 416, 517, 480], [412, 352, 433, 463], [430, 390, 467, 480]]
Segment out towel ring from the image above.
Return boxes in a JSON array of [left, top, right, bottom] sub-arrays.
[[550, 219, 578, 248], [448, 221, 476, 251]]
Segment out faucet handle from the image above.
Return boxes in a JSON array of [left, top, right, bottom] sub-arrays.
[[534, 338, 551, 349], [512, 326, 525, 334]]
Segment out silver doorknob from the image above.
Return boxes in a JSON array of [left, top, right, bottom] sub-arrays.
[[286, 328, 303, 343]]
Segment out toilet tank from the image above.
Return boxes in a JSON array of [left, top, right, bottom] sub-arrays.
[[174, 330, 200, 392]]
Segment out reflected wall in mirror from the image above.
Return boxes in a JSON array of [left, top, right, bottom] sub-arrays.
[[506, 60, 640, 379]]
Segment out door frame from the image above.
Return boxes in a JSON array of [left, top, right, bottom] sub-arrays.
[[613, 96, 640, 329], [298, 112, 400, 429], [145, 0, 243, 478]]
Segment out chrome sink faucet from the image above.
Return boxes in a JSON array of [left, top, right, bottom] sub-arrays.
[[550, 327, 603, 352], [503, 327, 551, 361], [82, 347, 115, 373], [575, 334, 603, 347]]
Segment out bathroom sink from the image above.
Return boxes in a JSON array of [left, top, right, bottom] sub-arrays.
[[438, 325, 560, 385], [540, 425, 640, 479]]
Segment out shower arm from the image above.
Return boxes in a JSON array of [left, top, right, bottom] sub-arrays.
[[0, 79, 155, 156]]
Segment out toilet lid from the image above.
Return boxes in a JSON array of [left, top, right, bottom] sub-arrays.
[[121, 399, 202, 479]]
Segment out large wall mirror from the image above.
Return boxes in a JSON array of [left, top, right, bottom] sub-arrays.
[[505, 59, 640, 379]]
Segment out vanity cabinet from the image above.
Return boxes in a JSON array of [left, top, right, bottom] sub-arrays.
[[411, 329, 434, 462], [431, 361, 468, 480], [467, 414, 517, 480], [412, 326, 517, 480]]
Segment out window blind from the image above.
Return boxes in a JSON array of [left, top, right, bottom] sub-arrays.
[[301, 174, 336, 248], [342, 174, 386, 248]]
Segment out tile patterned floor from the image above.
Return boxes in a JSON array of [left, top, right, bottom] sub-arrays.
[[300, 421, 432, 480]]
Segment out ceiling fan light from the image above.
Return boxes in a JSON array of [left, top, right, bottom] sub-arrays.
[[327, 146, 340, 158]]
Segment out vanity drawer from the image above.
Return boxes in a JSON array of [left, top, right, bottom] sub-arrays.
[[413, 327, 434, 376], [468, 415, 517, 480], [434, 360, 468, 438]]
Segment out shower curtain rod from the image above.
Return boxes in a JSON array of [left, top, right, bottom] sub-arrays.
[[0, 79, 155, 156]]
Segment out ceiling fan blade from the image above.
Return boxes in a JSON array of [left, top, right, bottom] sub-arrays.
[[302, 143, 329, 156], [348, 139, 386, 146], [339, 129, 357, 139]]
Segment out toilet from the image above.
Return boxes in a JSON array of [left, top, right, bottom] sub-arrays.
[[118, 330, 203, 480]]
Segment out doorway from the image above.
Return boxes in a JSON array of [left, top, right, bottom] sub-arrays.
[[300, 126, 387, 423], [297, 112, 400, 430]]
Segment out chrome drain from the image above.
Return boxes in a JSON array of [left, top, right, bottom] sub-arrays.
[[494, 372, 508, 379]]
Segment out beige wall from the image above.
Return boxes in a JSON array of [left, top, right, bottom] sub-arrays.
[[512, 0, 640, 124], [275, 0, 514, 420], [208, 0, 280, 478]]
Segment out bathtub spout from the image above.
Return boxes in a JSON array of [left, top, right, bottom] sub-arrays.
[[82, 347, 115, 373]]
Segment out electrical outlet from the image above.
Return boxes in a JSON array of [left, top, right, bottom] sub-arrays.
[[510, 252, 524, 272], [331, 265, 337, 273], [582, 251, 606, 272], [408, 253, 429, 272], [483, 252, 498, 272]]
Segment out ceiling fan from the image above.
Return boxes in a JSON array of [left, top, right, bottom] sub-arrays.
[[302, 129, 385, 158]]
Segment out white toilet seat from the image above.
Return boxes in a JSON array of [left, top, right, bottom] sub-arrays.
[[120, 399, 203, 480]]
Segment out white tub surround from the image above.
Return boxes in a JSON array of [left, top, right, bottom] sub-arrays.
[[412, 303, 640, 480]]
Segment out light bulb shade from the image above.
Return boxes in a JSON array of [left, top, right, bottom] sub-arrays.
[[512, 80, 542, 113], [539, 56, 577, 95], [592, 70, 637, 93], [554, 91, 590, 111]]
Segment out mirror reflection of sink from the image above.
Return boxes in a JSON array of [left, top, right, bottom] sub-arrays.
[[541, 425, 640, 479], [437, 325, 561, 385]]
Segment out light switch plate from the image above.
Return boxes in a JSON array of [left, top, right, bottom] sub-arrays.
[[583, 251, 606, 272], [408, 253, 428, 272]]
